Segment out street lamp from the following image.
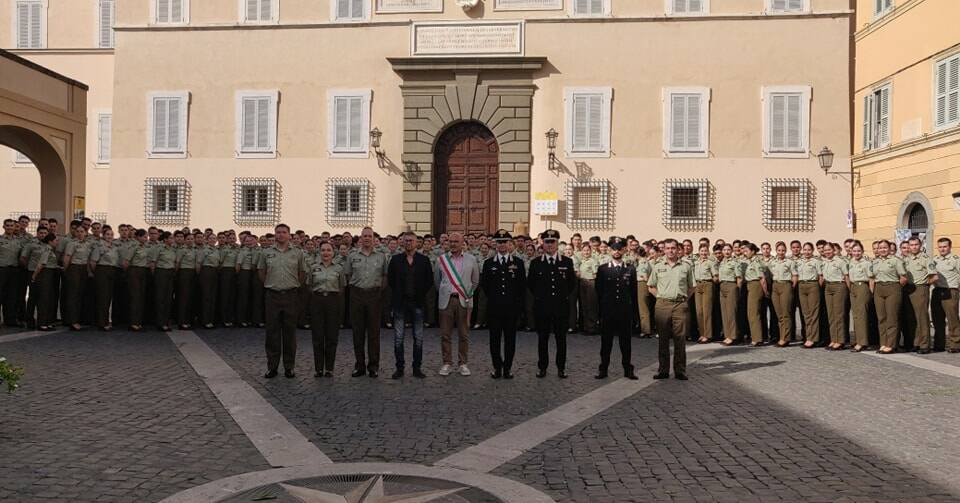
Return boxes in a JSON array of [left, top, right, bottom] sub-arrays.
[[370, 127, 384, 159], [817, 146, 835, 172], [546, 128, 559, 172]]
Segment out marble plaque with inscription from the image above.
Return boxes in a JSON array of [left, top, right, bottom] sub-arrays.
[[376, 0, 443, 13], [494, 0, 562, 10], [411, 21, 524, 57]]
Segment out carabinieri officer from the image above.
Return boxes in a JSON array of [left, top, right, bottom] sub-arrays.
[[527, 229, 577, 379], [594, 237, 638, 380], [481, 229, 526, 379]]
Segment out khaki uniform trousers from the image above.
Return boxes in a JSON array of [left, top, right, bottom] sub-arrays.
[[797, 281, 821, 344], [439, 295, 470, 366], [349, 286, 382, 372], [824, 282, 848, 345], [654, 298, 688, 376], [907, 284, 932, 350], [771, 281, 795, 343], [874, 282, 902, 349], [932, 287, 960, 351], [719, 282, 739, 341], [637, 280, 654, 335], [745, 280, 764, 344], [849, 282, 872, 347], [694, 281, 715, 341]]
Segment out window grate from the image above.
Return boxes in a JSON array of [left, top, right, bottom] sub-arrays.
[[233, 177, 281, 227], [762, 178, 814, 231], [8, 212, 41, 233], [663, 179, 712, 230], [908, 204, 928, 232], [325, 178, 371, 226], [144, 177, 190, 225], [565, 179, 613, 230]]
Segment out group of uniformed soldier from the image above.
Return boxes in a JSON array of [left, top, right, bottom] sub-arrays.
[[2, 214, 959, 381]]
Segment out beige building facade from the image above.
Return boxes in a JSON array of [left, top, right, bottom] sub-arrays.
[[0, 0, 114, 225], [853, 0, 960, 250], [5, 0, 855, 240]]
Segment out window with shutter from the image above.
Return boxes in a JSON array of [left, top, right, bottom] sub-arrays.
[[663, 87, 709, 156], [327, 90, 371, 157], [668, 0, 706, 14], [763, 86, 810, 157], [244, 0, 274, 22], [572, 0, 607, 16], [767, 0, 806, 12], [935, 54, 960, 130], [236, 91, 278, 157], [97, 113, 112, 164], [863, 86, 891, 151], [99, 0, 114, 48], [335, 0, 366, 20], [565, 87, 612, 157], [148, 92, 189, 157], [155, 0, 186, 24], [874, 0, 893, 17], [16, 1, 44, 49]]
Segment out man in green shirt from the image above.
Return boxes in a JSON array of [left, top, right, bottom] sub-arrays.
[[258, 223, 306, 379], [344, 227, 389, 378], [648, 239, 696, 380], [932, 237, 960, 352], [904, 237, 938, 354], [0, 219, 23, 327]]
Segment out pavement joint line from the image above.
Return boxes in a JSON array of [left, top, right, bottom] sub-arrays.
[[0, 327, 68, 344], [168, 330, 332, 468], [434, 343, 719, 474], [860, 350, 960, 379]]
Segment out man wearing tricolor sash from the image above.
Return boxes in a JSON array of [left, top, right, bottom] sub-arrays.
[[434, 232, 480, 377]]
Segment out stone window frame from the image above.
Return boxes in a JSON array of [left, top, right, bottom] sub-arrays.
[[147, 91, 190, 159], [144, 177, 190, 225], [761, 178, 815, 232], [662, 86, 710, 158], [563, 86, 613, 158], [13, 0, 47, 49], [326, 89, 372, 159], [238, 0, 279, 24], [761, 85, 811, 159], [325, 177, 371, 226], [565, 178, 613, 230], [233, 177, 281, 227], [662, 178, 713, 231]]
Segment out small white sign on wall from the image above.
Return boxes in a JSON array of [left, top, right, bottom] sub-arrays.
[[534, 192, 559, 216], [376, 0, 443, 13]]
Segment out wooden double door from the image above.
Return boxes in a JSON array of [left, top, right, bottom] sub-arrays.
[[433, 122, 499, 235]]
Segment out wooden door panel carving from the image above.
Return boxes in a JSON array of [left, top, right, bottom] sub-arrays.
[[434, 122, 499, 235]]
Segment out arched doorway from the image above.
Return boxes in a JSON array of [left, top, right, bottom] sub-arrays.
[[898, 192, 935, 251], [0, 126, 69, 222], [433, 122, 499, 235]]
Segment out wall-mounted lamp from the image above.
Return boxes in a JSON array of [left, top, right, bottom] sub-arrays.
[[370, 127, 384, 159], [546, 128, 559, 173], [817, 146, 857, 182]]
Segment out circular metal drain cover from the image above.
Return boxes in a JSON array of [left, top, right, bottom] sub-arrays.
[[226, 473, 506, 503]]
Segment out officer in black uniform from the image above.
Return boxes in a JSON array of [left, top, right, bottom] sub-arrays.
[[482, 229, 526, 379], [528, 229, 577, 378], [595, 237, 638, 380]]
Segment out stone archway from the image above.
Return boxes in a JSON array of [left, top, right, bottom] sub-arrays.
[[0, 49, 87, 223], [433, 121, 499, 235], [897, 191, 935, 251]]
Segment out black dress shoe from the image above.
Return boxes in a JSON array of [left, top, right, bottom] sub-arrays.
[[558, 370, 568, 379], [323, 371, 333, 378], [949, 348, 960, 353], [917, 348, 931, 355], [314, 371, 322, 378], [675, 374, 688, 380], [368, 370, 378, 378], [503, 371, 514, 379], [536, 369, 547, 378], [594, 372, 608, 379], [412, 368, 426, 378], [653, 373, 669, 380], [352, 368, 366, 377], [625, 372, 638, 380], [264, 370, 278, 379], [491, 369, 502, 379], [392, 369, 404, 380], [284, 369, 295, 378]]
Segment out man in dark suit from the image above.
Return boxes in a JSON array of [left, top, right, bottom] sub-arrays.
[[482, 229, 526, 379], [387, 231, 434, 379], [528, 229, 577, 378], [595, 237, 638, 380]]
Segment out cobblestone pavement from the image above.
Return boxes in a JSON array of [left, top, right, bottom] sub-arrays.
[[199, 328, 654, 465], [0, 329, 269, 502], [3, 325, 960, 502]]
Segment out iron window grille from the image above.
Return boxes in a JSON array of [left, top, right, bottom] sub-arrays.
[[663, 179, 712, 230], [144, 177, 190, 225], [565, 179, 613, 230], [233, 177, 281, 226], [8, 212, 41, 233], [908, 204, 928, 234], [325, 178, 371, 226], [762, 178, 814, 231]]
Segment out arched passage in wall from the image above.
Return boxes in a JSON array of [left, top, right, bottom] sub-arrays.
[[0, 126, 67, 222], [897, 191, 935, 251]]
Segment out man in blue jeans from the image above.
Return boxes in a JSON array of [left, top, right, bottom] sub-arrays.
[[387, 232, 434, 379]]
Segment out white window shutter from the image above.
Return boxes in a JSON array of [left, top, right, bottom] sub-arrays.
[[246, 0, 259, 20], [770, 95, 786, 151], [687, 95, 701, 149], [689, 0, 702, 11], [257, 97, 270, 149], [242, 98, 257, 150], [572, 95, 588, 151], [771, 0, 787, 9], [877, 87, 890, 147], [157, 0, 169, 22], [153, 99, 168, 150], [349, 97, 362, 149], [167, 98, 181, 150], [788, 0, 803, 10], [862, 94, 874, 151], [335, 97, 349, 149], [171, 0, 182, 22], [948, 56, 960, 125], [587, 95, 602, 150], [260, 0, 273, 21], [17, 3, 29, 48], [98, 114, 112, 162], [785, 94, 801, 150], [99, 0, 114, 48], [29, 2, 41, 47], [670, 95, 686, 150]]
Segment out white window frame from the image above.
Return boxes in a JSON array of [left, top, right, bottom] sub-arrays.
[[563, 86, 613, 158], [13, 0, 46, 49], [665, 0, 709, 16], [331, 0, 369, 22], [234, 90, 279, 159], [239, 0, 279, 23], [933, 52, 960, 131], [97, 0, 115, 48], [762, 85, 811, 158], [147, 91, 190, 159], [765, 0, 809, 14], [863, 84, 891, 151], [151, 0, 190, 25], [873, 0, 894, 19], [326, 89, 372, 158], [569, 0, 610, 18], [96, 110, 112, 165], [662, 87, 710, 158]]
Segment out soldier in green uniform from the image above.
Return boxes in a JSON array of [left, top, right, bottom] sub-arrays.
[[648, 239, 696, 380], [308, 241, 346, 377], [693, 244, 719, 344], [820, 243, 850, 350], [149, 231, 178, 331], [0, 219, 22, 327], [344, 227, 389, 378], [21, 226, 48, 328], [717, 244, 742, 345], [33, 233, 60, 331], [234, 234, 259, 328], [768, 242, 798, 346], [297, 238, 318, 329], [198, 234, 221, 329], [218, 232, 239, 327], [904, 237, 938, 353], [873, 240, 907, 354], [796, 243, 823, 348], [62, 226, 95, 331], [933, 237, 960, 352], [88, 226, 120, 331], [577, 244, 600, 335], [259, 223, 306, 379], [174, 232, 198, 329], [740, 243, 768, 346], [847, 240, 874, 352], [635, 249, 654, 337]]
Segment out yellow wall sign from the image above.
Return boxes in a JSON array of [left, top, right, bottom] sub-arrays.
[[533, 191, 558, 216]]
